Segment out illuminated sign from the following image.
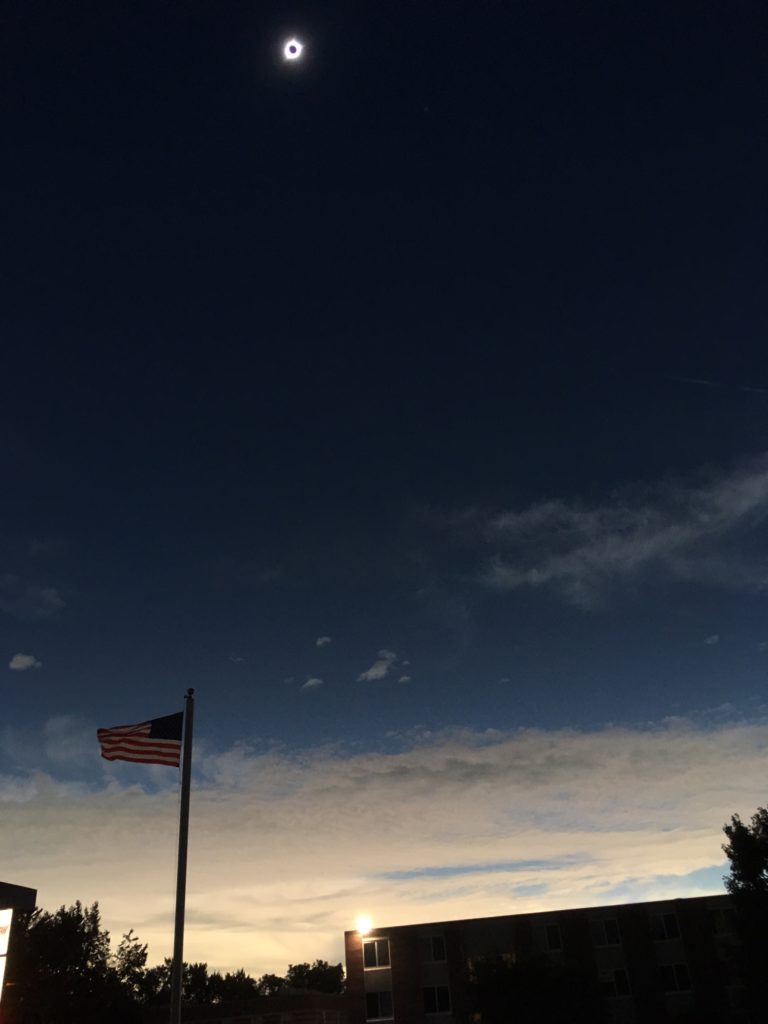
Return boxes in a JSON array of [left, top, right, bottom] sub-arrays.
[[0, 908, 12, 956], [0, 907, 12, 1005]]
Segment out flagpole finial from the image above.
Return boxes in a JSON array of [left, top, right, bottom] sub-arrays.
[[186, 688, 195, 697]]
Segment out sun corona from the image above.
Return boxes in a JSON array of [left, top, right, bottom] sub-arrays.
[[283, 38, 304, 62]]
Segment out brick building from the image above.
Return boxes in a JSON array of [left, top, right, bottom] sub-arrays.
[[344, 895, 748, 1023]]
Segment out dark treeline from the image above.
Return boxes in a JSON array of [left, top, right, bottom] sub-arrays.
[[2, 902, 343, 1024]]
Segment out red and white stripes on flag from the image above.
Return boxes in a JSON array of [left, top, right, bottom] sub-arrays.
[[97, 712, 183, 767]]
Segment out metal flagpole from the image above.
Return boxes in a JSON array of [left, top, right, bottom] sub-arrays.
[[169, 688, 195, 1024]]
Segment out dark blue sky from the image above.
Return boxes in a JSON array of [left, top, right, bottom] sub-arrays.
[[2, 0, 768, 755]]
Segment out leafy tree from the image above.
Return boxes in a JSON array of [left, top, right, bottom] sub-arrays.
[[257, 971, 288, 996], [285, 959, 344, 993], [139, 958, 225, 1006], [2, 902, 140, 1023], [220, 968, 259, 1000], [307, 959, 344, 993], [114, 929, 149, 997], [723, 807, 768, 898], [2, 896, 338, 1018], [185, 962, 212, 1003], [723, 807, 768, 1010], [141, 957, 171, 1005], [208, 968, 259, 1002]]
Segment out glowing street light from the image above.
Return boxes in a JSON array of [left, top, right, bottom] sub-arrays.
[[283, 38, 304, 62]]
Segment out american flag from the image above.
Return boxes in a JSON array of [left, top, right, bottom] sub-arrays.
[[97, 712, 183, 767]]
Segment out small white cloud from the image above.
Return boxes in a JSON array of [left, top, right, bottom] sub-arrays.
[[402, 660, 411, 666], [704, 634, 720, 646], [357, 649, 397, 682], [316, 636, 332, 647], [9, 653, 41, 671], [301, 678, 324, 690], [398, 675, 412, 683], [229, 655, 246, 664], [499, 677, 511, 684]]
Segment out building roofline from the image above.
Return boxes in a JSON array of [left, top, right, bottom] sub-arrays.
[[344, 891, 730, 937], [0, 881, 37, 911]]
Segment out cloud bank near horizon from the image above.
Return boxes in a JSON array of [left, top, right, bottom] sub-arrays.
[[1, 715, 765, 975]]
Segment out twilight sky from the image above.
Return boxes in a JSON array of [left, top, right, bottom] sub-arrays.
[[2, 0, 768, 976]]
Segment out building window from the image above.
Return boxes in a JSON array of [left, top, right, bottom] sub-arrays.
[[366, 990, 394, 1020], [651, 913, 680, 941], [424, 935, 446, 962], [710, 908, 736, 935], [545, 923, 562, 951], [424, 985, 451, 1014], [592, 917, 621, 946], [601, 968, 631, 997], [660, 963, 692, 993], [363, 938, 391, 969]]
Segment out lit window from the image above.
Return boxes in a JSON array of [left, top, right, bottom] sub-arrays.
[[545, 923, 562, 951], [424, 985, 451, 1013], [363, 938, 391, 969], [660, 963, 691, 992], [366, 990, 393, 1020], [651, 913, 680, 941]]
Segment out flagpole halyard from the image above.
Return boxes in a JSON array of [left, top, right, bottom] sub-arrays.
[[169, 688, 195, 1024]]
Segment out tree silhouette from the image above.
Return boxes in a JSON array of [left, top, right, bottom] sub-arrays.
[[723, 807, 768, 898], [256, 972, 288, 996], [286, 960, 344, 993], [208, 967, 259, 1002], [114, 929, 149, 999], [723, 807, 768, 1011], [2, 902, 140, 1023], [2, 897, 339, 1018]]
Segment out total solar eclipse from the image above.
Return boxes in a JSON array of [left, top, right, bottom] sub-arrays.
[[283, 38, 304, 61]]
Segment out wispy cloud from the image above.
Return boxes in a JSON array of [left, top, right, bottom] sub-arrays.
[[0, 574, 64, 618], [704, 634, 720, 646], [476, 457, 768, 607], [398, 675, 412, 683], [0, 715, 762, 976], [357, 650, 397, 682], [9, 653, 42, 671], [316, 636, 332, 647], [302, 678, 324, 690]]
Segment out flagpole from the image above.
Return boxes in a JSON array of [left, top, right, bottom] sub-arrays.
[[169, 688, 195, 1024]]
